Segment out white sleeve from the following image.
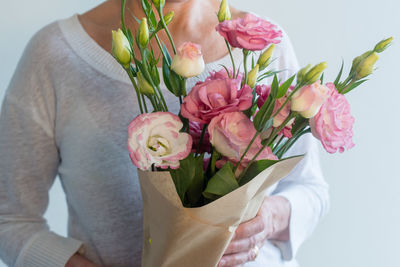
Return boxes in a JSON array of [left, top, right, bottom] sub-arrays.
[[266, 26, 330, 260], [270, 134, 330, 260], [0, 26, 84, 267]]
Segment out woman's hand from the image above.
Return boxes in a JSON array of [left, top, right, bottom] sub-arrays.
[[65, 253, 101, 267], [218, 196, 291, 267]]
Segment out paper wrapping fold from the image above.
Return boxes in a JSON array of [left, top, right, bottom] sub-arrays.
[[138, 156, 303, 267]]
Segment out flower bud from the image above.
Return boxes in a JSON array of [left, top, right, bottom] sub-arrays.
[[218, 0, 231, 22], [164, 11, 174, 25], [297, 64, 312, 84], [112, 29, 132, 68], [374, 37, 393, 53], [171, 42, 205, 78], [305, 62, 328, 84], [137, 72, 155, 96], [138, 18, 149, 48], [247, 64, 259, 88], [257, 44, 275, 70], [350, 51, 369, 76], [355, 52, 379, 79], [152, 0, 165, 9]]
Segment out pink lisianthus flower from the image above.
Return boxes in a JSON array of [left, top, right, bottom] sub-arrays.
[[216, 13, 282, 51], [310, 83, 355, 153], [208, 112, 277, 176], [181, 77, 253, 124], [188, 121, 211, 153], [128, 112, 192, 170], [206, 68, 243, 87]]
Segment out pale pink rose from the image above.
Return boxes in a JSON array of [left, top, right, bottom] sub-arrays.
[[171, 42, 205, 78], [216, 13, 282, 51], [208, 112, 277, 165], [291, 80, 332, 118], [310, 84, 355, 153], [181, 78, 253, 124], [189, 121, 211, 153], [128, 112, 192, 170]]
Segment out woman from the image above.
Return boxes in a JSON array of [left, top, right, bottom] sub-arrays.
[[0, 0, 329, 266]]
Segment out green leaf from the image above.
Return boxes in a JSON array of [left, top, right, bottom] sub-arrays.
[[276, 75, 296, 99], [162, 57, 173, 91], [270, 74, 279, 98], [170, 154, 201, 204], [239, 155, 303, 186], [257, 70, 284, 82], [239, 159, 280, 186], [150, 66, 160, 87], [186, 154, 205, 206], [334, 59, 344, 86], [320, 72, 324, 84], [343, 79, 368, 94], [253, 96, 275, 132], [290, 115, 308, 136], [162, 43, 172, 65], [203, 162, 239, 200]]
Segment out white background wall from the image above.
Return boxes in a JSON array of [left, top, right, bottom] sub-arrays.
[[1, 0, 399, 266]]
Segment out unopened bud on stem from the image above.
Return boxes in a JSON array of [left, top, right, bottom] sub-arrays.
[[374, 37, 393, 53], [218, 0, 231, 22], [305, 62, 328, 84], [258, 44, 275, 70], [247, 64, 259, 88], [138, 18, 149, 48], [112, 29, 132, 68]]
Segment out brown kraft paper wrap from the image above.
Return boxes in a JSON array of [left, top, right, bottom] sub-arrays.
[[137, 155, 303, 267]]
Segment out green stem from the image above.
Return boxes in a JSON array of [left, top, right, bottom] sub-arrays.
[[154, 34, 170, 67], [195, 124, 208, 156], [243, 50, 249, 86], [158, 7, 177, 54], [272, 135, 285, 154], [339, 80, 355, 94], [210, 149, 220, 176], [267, 113, 297, 147], [233, 131, 260, 174], [126, 69, 144, 114], [271, 84, 301, 118], [140, 49, 168, 111], [141, 94, 148, 113], [121, 0, 127, 32], [225, 40, 236, 78], [237, 113, 297, 182], [181, 78, 187, 96]]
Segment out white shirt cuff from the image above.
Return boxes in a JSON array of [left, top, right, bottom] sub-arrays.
[[15, 230, 84, 267]]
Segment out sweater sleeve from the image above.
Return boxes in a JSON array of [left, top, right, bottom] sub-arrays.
[[266, 27, 330, 260], [0, 25, 83, 267]]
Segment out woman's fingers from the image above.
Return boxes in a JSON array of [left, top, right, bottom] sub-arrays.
[[232, 214, 265, 240], [219, 248, 258, 267], [224, 231, 266, 254]]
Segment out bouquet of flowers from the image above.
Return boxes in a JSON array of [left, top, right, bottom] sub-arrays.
[[111, 0, 392, 266]]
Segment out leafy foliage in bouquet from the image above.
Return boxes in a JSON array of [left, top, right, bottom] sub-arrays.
[[112, 0, 393, 207]]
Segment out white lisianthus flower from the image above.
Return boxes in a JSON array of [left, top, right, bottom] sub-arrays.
[[128, 112, 192, 171], [171, 42, 205, 78]]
